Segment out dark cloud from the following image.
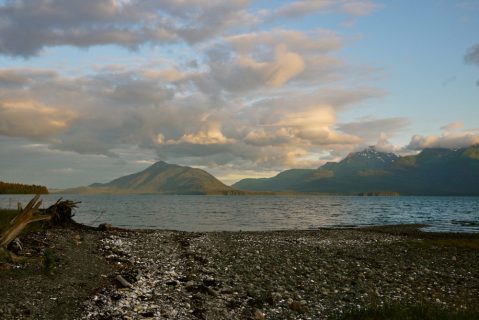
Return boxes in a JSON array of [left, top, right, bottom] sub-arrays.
[[465, 44, 479, 65], [0, 0, 382, 57], [465, 44, 479, 85], [0, 0, 254, 56]]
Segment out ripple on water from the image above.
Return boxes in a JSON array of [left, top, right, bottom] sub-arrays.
[[0, 194, 478, 233]]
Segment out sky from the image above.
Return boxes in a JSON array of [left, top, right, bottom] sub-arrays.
[[0, 0, 478, 188]]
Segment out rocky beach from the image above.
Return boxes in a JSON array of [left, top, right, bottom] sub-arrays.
[[1, 224, 478, 319]]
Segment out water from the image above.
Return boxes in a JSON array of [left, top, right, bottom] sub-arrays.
[[0, 195, 478, 233]]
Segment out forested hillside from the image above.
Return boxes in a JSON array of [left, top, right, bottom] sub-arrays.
[[0, 181, 49, 194]]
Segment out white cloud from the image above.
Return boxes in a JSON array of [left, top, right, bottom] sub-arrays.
[[226, 29, 343, 55], [169, 122, 235, 145], [266, 45, 306, 87], [407, 124, 479, 150], [440, 121, 464, 132], [340, 1, 380, 16], [271, 0, 380, 19]]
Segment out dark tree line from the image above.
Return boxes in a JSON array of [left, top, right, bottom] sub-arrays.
[[0, 181, 49, 194]]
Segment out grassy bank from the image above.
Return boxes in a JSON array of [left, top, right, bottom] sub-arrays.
[[0, 209, 17, 231], [338, 302, 479, 320]]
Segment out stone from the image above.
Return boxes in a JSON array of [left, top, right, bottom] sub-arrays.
[[140, 311, 155, 318], [254, 309, 265, 320], [185, 281, 196, 291], [166, 280, 178, 286], [267, 292, 282, 305], [203, 276, 216, 287], [289, 300, 302, 312], [99, 223, 113, 231]]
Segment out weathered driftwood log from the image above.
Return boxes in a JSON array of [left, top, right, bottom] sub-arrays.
[[0, 196, 82, 262], [0, 195, 52, 249], [0, 195, 53, 262]]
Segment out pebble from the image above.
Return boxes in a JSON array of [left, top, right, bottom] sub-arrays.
[[254, 309, 265, 319], [81, 229, 479, 320]]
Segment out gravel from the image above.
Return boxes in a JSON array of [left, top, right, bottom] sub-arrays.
[[81, 228, 479, 319]]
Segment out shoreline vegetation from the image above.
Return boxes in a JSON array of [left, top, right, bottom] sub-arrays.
[[0, 181, 49, 195], [1, 205, 478, 319]]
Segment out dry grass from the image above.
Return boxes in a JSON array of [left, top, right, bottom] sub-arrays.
[[338, 303, 479, 320]]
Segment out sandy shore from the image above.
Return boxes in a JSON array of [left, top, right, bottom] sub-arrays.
[[1, 225, 478, 319]]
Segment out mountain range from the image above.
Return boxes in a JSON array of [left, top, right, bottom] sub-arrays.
[[63, 145, 479, 195], [233, 145, 479, 195]]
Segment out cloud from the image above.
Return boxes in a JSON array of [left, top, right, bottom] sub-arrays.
[[166, 121, 235, 145], [406, 124, 479, 150], [0, 94, 77, 140], [337, 117, 410, 142], [265, 45, 306, 87], [204, 29, 342, 92], [0, 59, 383, 172], [209, 44, 305, 90], [465, 44, 479, 85], [272, 0, 333, 19], [271, 0, 380, 19], [464, 44, 479, 65], [0, 15, 388, 177], [373, 133, 398, 153], [440, 121, 463, 132], [226, 29, 343, 55], [241, 104, 363, 151], [340, 1, 380, 16], [0, 0, 255, 56], [0, 136, 162, 188], [200, 28, 369, 94]]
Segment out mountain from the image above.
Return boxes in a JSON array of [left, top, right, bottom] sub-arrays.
[[233, 145, 479, 195], [64, 161, 239, 195], [233, 169, 315, 192], [233, 146, 401, 193]]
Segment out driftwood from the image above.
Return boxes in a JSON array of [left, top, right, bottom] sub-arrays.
[[0, 195, 51, 262], [0, 195, 81, 262], [41, 198, 81, 227], [115, 275, 133, 288], [0, 195, 51, 249]]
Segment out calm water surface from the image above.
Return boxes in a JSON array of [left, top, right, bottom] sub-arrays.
[[0, 195, 478, 233]]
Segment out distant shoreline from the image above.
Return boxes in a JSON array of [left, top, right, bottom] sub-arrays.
[[42, 191, 479, 196]]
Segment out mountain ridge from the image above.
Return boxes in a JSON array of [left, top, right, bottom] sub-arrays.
[[233, 145, 479, 195]]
